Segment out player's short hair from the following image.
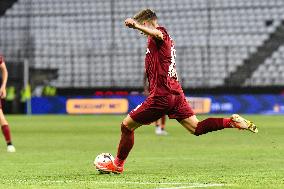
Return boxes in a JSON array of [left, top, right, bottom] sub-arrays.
[[133, 9, 157, 24]]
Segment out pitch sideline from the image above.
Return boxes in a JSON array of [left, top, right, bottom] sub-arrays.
[[5, 179, 229, 188]]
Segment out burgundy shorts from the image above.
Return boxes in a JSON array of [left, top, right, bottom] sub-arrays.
[[129, 94, 194, 125]]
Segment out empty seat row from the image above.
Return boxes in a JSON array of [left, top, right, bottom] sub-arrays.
[[1, 0, 284, 87]]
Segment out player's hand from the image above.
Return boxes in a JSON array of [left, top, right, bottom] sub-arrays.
[[0, 86, 6, 99], [125, 18, 137, 29]]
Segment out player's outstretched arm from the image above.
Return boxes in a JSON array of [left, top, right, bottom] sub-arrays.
[[0, 62, 8, 99], [124, 18, 163, 41]]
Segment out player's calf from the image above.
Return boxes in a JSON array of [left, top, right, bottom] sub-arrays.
[[193, 117, 232, 136], [185, 114, 258, 136]]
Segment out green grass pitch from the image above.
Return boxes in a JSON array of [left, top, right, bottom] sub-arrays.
[[0, 115, 283, 189]]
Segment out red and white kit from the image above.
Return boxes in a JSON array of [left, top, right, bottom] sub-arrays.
[[130, 27, 194, 124]]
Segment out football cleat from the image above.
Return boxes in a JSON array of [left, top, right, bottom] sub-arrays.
[[155, 126, 168, 136], [7, 145, 16, 153], [231, 114, 258, 133], [95, 160, 123, 174]]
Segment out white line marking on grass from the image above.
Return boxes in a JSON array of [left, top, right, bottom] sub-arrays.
[[7, 179, 228, 188], [39, 181, 227, 187], [88, 181, 228, 188], [156, 183, 225, 189], [82, 181, 226, 186]]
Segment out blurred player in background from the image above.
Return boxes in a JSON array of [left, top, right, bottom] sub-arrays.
[[96, 9, 258, 174], [0, 55, 15, 152], [144, 71, 167, 135]]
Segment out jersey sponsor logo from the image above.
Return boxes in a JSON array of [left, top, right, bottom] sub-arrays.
[[168, 44, 178, 80], [146, 48, 150, 54]]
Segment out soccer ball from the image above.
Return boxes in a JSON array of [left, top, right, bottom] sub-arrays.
[[94, 153, 114, 171]]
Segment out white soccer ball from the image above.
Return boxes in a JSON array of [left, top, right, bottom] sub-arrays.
[[94, 153, 114, 167]]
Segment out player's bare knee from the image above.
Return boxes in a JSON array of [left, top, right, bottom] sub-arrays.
[[0, 111, 8, 125], [120, 122, 133, 133], [0, 118, 8, 126], [122, 115, 141, 131], [122, 118, 133, 131]]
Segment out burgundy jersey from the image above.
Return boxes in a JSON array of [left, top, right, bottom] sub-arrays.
[[0, 55, 4, 64], [145, 26, 183, 97]]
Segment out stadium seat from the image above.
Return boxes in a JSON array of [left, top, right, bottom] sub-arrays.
[[0, 0, 284, 87]]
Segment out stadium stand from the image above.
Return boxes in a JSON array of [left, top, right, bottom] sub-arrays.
[[0, 0, 18, 16], [246, 45, 284, 86], [0, 0, 283, 88], [225, 22, 284, 86]]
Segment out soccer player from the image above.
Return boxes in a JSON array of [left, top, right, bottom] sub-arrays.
[[96, 9, 258, 174], [144, 71, 167, 135], [0, 55, 16, 152], [154, 115, 167, 135]]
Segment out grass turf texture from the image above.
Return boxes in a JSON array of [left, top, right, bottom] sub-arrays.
[[0, 115, 283, 189]]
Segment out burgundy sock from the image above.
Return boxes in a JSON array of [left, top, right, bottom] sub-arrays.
[[114, 123, 134, 167], [194, 118, 232, 136], [161, 115, 166, 130], [1, 125, 12, 144]]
